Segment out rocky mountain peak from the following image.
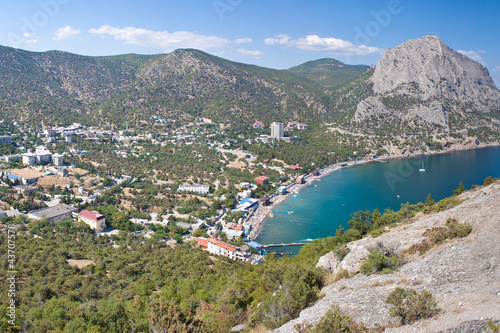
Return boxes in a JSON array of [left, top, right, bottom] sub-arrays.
[[372, 35, 498, 98], [354, 36, 500, 126]]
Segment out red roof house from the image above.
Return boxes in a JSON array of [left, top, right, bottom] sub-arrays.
[[254, 176, 269, 185]]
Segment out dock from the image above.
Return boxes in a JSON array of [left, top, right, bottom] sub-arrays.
[[262, 242, 308, 248]]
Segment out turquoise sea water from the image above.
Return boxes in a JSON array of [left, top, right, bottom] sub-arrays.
[[256, 146, 500, 249]]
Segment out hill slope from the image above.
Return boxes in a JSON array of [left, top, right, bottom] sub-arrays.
[[274, 181, 500, 332]]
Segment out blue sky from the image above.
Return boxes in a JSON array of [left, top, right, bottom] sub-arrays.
[[1, 0, 500, 84]]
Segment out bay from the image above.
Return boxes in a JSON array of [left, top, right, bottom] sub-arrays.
[[256, 146, 500, 249]]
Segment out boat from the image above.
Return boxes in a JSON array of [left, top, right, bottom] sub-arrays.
[[269, 213, 274, 218], [419, 162, 425, 172]]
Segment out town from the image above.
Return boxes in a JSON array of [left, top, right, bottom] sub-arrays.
[[0, 117, 375, 263]]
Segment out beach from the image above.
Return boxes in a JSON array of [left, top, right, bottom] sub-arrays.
[[245, 142, 500, 243], [245, 158, 374, 242]]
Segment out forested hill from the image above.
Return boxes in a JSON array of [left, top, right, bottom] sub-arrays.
[[0, 45, 367, 128]]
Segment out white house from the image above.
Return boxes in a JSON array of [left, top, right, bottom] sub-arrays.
[[178, 184, 210, 194], [206, 238, 250, 262]]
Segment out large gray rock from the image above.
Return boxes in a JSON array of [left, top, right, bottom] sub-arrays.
[[355, 36, 500, 124]]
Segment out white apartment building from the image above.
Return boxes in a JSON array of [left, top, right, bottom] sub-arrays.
[[270, 122, 284, 140]]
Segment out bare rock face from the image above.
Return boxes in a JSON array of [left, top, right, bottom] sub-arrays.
[[355, 36, 500, 125], [274, 182, 500, 333]]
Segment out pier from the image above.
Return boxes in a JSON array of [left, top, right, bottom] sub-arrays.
[[262, 242, 308, 248]]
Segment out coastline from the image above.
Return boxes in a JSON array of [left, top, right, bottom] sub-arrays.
[[247, 142, 500, 244]]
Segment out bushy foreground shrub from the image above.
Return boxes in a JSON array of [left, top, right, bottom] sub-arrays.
[[385, 288, 439, 325]]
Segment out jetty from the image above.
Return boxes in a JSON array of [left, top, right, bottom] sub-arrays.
[[262, 242, 307, 248]]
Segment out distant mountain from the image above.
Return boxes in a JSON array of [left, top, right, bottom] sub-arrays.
[[287, 58, 369, 90], [0, 37, 499, 146], [0, 46, 350, 128], [353, 36, 500, 128]]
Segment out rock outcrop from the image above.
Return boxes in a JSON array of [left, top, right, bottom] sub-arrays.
[[355, 36, 500, 125], [274, 181, 500, 332]]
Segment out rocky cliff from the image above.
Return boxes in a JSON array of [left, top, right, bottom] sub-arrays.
[[274, 181, 500, 332], [354, 36, 500, 126]]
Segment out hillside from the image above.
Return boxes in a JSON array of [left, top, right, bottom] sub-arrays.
[[0, 46, 353, 128], [286, 58, 369, 91], [1, 36, 500, 153], [274, 180, 500, 332]]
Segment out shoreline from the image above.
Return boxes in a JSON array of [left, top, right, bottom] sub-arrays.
[[247, 142, 500, 244]]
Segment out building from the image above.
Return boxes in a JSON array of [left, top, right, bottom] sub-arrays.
[[206, 238, 250, 261], [78, 210, 106, 232], [28, 204, 77, 224], [270, 122, 284, 140], [286, 121, 309, 131], [253, 120, 265, 129], [22, 153, 36, 166], [52, 153, 64, 166], [13, 184, 36, 194], [254, 176, 269, 185], [35, 146, 52, 164], [178, 184, 210, 194]]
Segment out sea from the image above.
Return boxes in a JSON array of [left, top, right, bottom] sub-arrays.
[[256, 146, 500, 254]]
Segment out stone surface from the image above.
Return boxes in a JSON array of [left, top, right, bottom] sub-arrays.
[[274, 182, 500, 332], [355, 36, 500, 124]]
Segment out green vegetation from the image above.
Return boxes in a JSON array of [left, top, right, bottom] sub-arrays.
[[295, 305, 372, 333], [360, 249, 403, 275], [385, 288, 439, 325], [487, 320, 500, 333], [0, 217, 325, 332], [408, 218, 473, 255]]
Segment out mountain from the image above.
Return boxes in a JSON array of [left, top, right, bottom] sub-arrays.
[[0, 36, 499, 149], [0, 46, 356, 128], [353, 36, 500, 128], [286, 58, 369, 90]]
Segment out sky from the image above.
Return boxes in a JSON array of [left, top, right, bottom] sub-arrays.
[[1, 0, 500, 85]]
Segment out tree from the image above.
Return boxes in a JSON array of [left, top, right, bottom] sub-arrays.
[[453, 181, 465, 196], [424, 193, 435, 206]]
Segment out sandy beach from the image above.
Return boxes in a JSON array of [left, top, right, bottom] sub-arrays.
[[246, 159, 373, 241]]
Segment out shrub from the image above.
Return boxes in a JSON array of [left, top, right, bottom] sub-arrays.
[[360, 250, 403, 275], [385, 288, 439, 325], [487, 320, 500, 333], [295, 305, 370, 333], [483, 176, 494, 186], [334, 245, 350, 261]]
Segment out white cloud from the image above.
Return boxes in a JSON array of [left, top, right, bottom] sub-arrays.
[[53, 26, 81, 41], [235, 38, 253, 44], [26, 37, 40, 44], [264, 34, 382, 56], [494, 66, 500, 72], [458, 49, 485, 64], [264, 34, 292, 45], [89, 25, 230, 51], [237, 48, 264, 57]]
